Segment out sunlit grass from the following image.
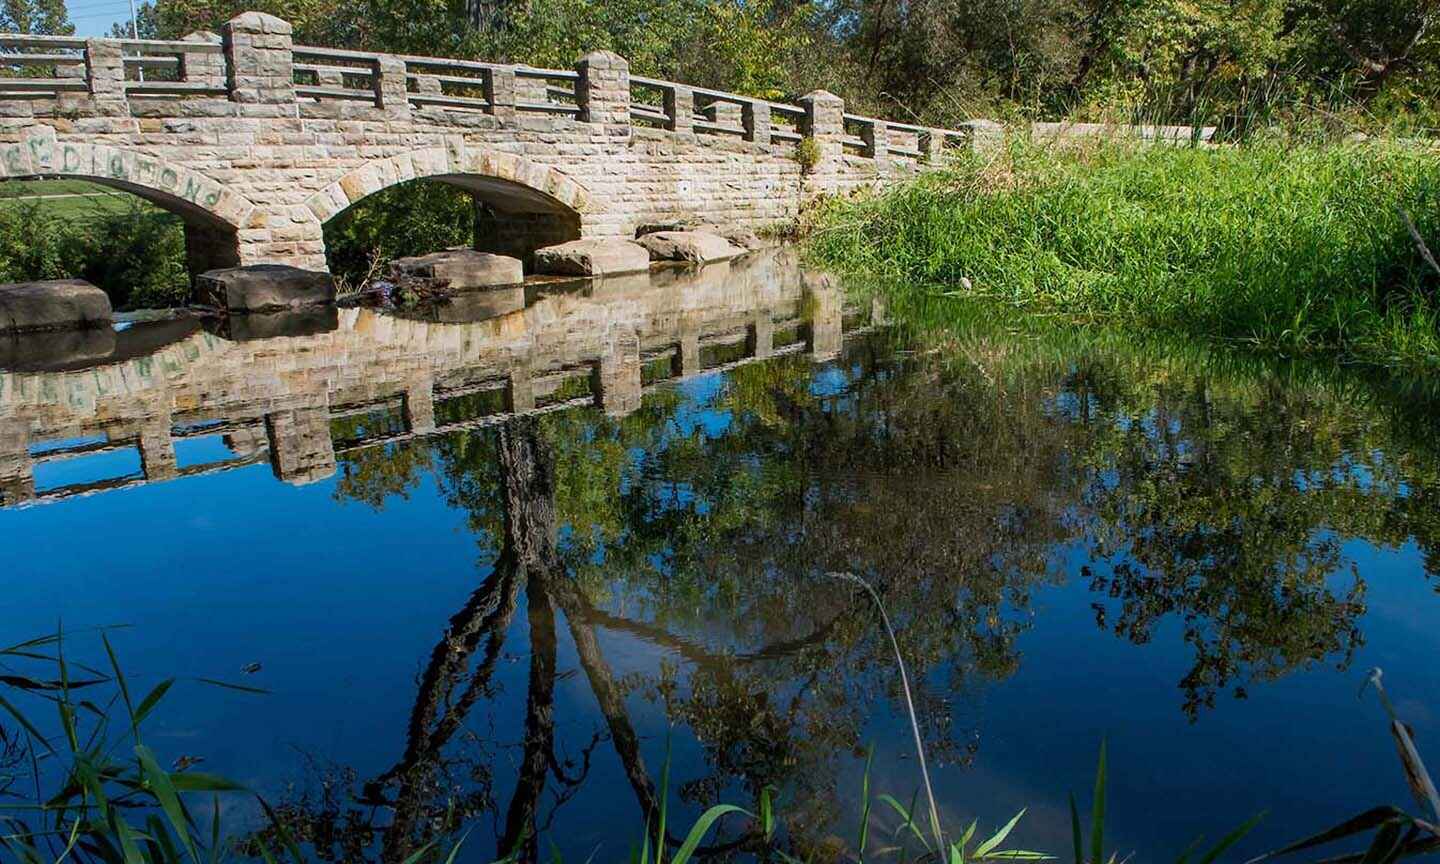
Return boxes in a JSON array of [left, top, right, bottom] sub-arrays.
[[806, 137, 1440, 369]]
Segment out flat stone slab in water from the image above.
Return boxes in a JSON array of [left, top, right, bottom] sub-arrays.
[[390, 250, 523, 288], [0, 279, 112, 334], [196, 265, 335, 313], [636, 230, 741, 264], [533, 239, 650, 276]]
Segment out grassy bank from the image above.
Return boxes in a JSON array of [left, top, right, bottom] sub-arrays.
[[806, 138, 1440, 368]]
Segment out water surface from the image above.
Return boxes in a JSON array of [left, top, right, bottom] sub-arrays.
[[3, 250, 1438, 862]]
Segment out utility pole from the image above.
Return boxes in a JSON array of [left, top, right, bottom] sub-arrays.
[[127, 0, 142, 81]]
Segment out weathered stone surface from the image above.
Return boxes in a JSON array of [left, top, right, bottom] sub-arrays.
[[533, 239, 650, 276], [0, 279, 112, 334], [196, 264, 335, 312], [389, 250, 523, 289], [636, 230, 741, 264]]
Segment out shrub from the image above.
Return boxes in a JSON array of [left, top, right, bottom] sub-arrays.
[[323, 180, 476, 282], [0, 195, 189, 310], [796, 136, 821, 174]]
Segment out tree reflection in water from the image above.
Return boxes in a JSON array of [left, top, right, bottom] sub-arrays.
[[280, 324, 1440, 861]]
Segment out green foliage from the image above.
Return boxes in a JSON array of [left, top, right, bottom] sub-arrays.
[[113, 0, 1440, 129], [808, 137, 1440, 368], [0, 0, 74, 34], [322, 180, 475, 283], [0, 196, 190, 310], [0, 629, 260, 864], [795, 136, 821, 174], [1068, 740, 1264, 864]]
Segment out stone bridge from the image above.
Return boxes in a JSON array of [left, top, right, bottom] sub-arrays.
[[0, 14, 990, 277]]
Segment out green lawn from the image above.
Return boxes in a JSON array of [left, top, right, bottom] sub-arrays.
[[0, 179, 165, 220]]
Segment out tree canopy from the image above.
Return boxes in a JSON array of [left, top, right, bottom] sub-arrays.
[[117, 0, 1439, 128]]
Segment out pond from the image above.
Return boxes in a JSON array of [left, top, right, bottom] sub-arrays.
[[2, 248, 1438, 862]]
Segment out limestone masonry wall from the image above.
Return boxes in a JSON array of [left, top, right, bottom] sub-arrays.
[[0, 12, 992, 274]]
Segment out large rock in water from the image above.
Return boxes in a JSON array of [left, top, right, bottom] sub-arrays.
[[0, 279, 111, 333], [389, 250, 523, 288], [636, 230, 741, 264], [533, 239, 650, 276], [196, 264, 335, 313]]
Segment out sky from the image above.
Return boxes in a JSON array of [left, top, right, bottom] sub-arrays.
[[67, 0, 139, 37]]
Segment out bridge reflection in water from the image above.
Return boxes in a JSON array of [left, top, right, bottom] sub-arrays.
[[0, 249, 878, 508]]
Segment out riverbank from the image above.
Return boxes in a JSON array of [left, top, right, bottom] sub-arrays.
[[805, 137, 1440, 369]]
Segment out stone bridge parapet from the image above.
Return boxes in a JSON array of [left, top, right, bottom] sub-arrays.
[[0, 13, 993, 277]]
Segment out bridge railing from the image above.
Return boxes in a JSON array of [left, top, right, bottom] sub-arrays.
[[293, 45, 385, 106], [0, 13, 989, 162], [0, 31, 227, 102], [0, 34, 89, 99]]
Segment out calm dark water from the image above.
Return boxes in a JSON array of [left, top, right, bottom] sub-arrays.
[[3, 249, 1439, 862]]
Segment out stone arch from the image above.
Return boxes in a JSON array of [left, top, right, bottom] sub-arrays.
[[304, 146, 593, 263], [0, 131, 257, 277]]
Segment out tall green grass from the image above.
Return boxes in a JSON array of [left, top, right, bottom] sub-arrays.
[[806, 137, 1440, 368]]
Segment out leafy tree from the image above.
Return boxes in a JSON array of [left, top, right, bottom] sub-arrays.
[[0, 0, 72, 34]]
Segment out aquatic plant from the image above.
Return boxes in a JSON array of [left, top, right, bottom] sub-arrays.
[[0, 629, 771, 864], [0, 628, 260, 863], [1243, 669, 1440, 864]]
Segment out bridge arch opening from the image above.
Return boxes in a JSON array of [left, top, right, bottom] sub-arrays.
[[310, 148, 590, 281], [321, 176, 582, 281], [0, 175, 243, 309]]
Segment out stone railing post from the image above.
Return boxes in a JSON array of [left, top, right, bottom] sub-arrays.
[[0, 425, 33, 506], [665, 84, 693, 133], [374, 55, 409, 117], [747, 310, 774, 360], [223, 12, 296, 109], [960, 119, 1005, 153], [918, 128, 946, 163], [799, 89, 844, 189], [674, 313, 701, 375], [743, 100, 770, 145], [507, 363, 535, 412], [180, 31, 225, 90], [137, 414, 177, 481], [804, 272, 843, 361], [403, 376, 436, 434], [84, 38, 127, 114], [576, 50, 630, 138], [594, 332, 641, 417], [265, 402, 335, 485], [862, 118, 888, 165], [487, 65, 516, 121]]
